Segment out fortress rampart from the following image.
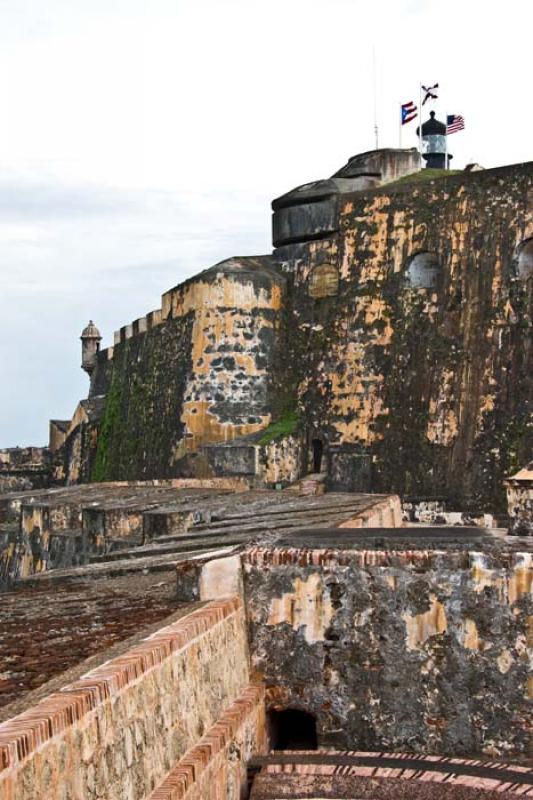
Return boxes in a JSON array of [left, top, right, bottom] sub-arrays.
[[46, 158, 532, 510], [273, 162, 533, 507]]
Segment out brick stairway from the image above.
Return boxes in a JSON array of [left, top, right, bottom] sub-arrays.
[[248, 751, 533, 798]]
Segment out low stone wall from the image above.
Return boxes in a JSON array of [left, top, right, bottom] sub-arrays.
[[260, 435, 303, 488], [0, 597, 250, 800], [243, 543, 533, 759], [338, 493, 402, 528], [148, 683, 266, 800]]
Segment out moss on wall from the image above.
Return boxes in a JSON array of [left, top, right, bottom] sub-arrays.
[[258, 411, 300, 446], [90, 314, 194, 481], [280, 164, 533, 509]]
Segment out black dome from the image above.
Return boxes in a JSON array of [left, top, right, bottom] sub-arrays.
[[416, 111, 446, 137]]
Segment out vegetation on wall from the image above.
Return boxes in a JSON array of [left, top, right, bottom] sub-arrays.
[[258, 410, 300, 446], [90, 315, 194, 481]]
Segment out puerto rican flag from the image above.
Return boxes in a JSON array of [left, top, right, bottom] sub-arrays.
[[401, 100, 418, 125]]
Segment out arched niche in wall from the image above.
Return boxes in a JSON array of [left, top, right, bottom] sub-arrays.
[[406, 251, 440, 290], [517, 238, 533, 282], [308, 263, 339, 299]]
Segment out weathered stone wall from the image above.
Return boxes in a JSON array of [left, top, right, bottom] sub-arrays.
[[88, 313, 194, 481], [84, 256, 284, 482], [0, 597, 251, 800], [206, 433, 303, 488], [0, 447, 51, 492], [243, 544, 532, 759], [260, 435, 303, 487], [275, 164, 533, 509], [49, 162, 533, 501], [148, 684, 266, 800], [0, 479, 248, 589], [160, 257, 285, 462]]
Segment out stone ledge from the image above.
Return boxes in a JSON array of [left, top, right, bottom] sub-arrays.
[[0, 596, 242, 772]]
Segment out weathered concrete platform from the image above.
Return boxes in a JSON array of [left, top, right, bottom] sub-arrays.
[[0, 482, 401, 587]]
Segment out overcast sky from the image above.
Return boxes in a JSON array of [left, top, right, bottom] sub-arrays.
[[1, 0, 531, 447]]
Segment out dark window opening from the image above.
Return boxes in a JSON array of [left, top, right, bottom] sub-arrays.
[[406, 251, 440, 289], [268, 709, 318, 751], [517, 238, 533, 282], [312, 439, 324, 473]]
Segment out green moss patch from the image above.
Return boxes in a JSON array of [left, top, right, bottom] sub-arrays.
[[258, 411, 300, 446], [388, 168, 462, 186]]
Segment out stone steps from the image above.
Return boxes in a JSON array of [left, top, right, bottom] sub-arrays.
[[151, 502, 379, 543], [90, 532, 256, 562]]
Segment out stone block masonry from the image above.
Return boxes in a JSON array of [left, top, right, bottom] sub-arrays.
[[243, 533, 533, 759], [41, 160, 533, 504], [0, 597, 251, 800], [148, 684, 266, 800], [276, 163, 533, 508]]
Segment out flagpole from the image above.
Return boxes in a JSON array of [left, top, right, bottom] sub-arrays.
[[372, 46, 379, 150], [418, 83, 423, 167], [445, 111, 448, 171], [399, 103, 402, 148]]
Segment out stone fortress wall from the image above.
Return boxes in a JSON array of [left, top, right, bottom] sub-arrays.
[[0, 447, 51, 493], [82, 256, 285, 483], [273, 162, 533, 509], [243, 538, 532, 757], [46, 153, 533, 513]]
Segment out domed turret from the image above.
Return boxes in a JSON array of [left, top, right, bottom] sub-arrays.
[[80, 320, 102, 376], [416, 111, 452, 169]]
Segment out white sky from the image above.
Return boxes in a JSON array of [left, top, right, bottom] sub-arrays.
[[1, 0, 532, 446]]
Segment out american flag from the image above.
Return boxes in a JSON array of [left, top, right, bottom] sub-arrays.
[[447, 114, 465, 134]]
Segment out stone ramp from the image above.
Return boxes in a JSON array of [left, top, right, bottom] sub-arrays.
[[90, 492, 399, 566], [249, 752, 533, 798], [21, 546, 235, 583]]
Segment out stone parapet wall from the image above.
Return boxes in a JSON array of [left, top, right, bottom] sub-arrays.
[[148, 683, 266, 800], [0, 448, 51, 493], [506, 469, 533, 536], [0, 597, 250, 800], [243, 543, 533, 758]]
